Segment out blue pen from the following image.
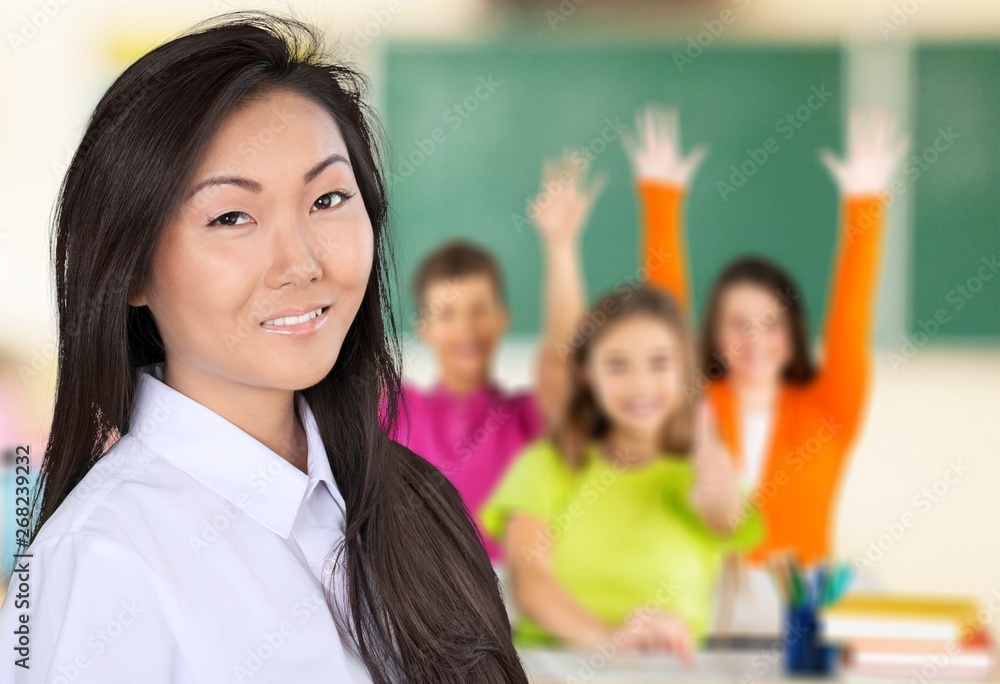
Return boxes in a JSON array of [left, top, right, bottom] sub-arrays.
[[815, 563, 828, 606]]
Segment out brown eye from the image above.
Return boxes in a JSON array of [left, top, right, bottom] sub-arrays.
[[208, 211, 251, 227], [312, 190, 355, 212]]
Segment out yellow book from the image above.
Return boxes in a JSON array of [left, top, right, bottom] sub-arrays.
[[820, 593, 980, 642]]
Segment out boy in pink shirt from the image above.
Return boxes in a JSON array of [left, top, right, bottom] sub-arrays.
[[387, 153, 605, 561]]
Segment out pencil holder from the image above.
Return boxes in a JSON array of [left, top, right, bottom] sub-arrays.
[[783, 604, 839, 677]]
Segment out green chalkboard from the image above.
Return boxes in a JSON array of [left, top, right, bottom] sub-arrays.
[[911, 43, 1000, 342], [381, 42, 845, 335]]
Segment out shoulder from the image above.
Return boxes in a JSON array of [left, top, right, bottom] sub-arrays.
[[0, 525, 180, 681], [30, 435, 170, 544], [488, 438, 569, 503], [496, 387, 542, 421], [509, 438, 565, 474]]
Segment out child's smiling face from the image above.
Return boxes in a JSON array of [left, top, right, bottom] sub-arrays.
[[417, 274, 508, 384], [130, 88, 374, 391], [586, 315, 683, 439]]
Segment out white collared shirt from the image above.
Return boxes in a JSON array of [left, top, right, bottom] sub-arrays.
[[0, 364, 374, 683]]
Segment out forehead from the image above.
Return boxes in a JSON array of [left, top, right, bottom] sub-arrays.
[[594, 315, 677, 354], [190, 88, 349, 182], [720, 282, 782, 313], [423, 273, 499, 303]]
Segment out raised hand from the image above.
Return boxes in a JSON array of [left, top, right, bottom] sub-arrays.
[[819, 109, 909, 195], [527, 151, 606, 246], [621, 105, 707, 186], [689, 402, 742, 533]]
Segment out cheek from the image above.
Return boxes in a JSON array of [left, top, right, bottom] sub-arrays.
[[321, 228, 373, 289], [592, 372, 626, 409], [663, 367, 682, 394], [148, 232, 248, 334], [718, 322, 744, 354], [765, 324, 793, 359]]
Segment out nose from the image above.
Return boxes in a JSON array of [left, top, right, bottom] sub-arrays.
[[628, 367, 655, 394], [265, 215, 323, 290]]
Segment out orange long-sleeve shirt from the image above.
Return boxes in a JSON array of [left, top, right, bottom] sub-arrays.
[[640, 181, 887, 565]]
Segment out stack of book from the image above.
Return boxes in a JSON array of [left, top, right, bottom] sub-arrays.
[[820, 593, 997, 680]]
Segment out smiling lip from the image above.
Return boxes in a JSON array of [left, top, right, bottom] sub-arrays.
[[260, 304, 331, 337]]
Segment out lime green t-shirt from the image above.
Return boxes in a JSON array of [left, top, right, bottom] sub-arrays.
[[479, 439, 764, 647]]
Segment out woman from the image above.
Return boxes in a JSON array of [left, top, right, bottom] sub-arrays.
[[0, 12, 526, 683], [480, 286, 763, 656], [624, 106, 907, 566]]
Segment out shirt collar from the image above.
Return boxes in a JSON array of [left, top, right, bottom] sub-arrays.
[[128, 363, 345, 539]]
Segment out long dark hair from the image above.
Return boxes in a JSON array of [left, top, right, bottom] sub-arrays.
[[700, 256, 816, 385], [33, 12, 525, 683], [557, 286, 697, 469]]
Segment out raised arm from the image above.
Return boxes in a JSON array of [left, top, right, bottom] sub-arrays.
[[813, 110, 908, 443], [813, 111, 908, 444], [530, 152, 606, 427], [622, 106, 706, 309]]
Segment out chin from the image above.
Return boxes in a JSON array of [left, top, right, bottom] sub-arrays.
[[611, 415, 667, 440], [267, 352, 341, 391], [449, 356, 490, 378]]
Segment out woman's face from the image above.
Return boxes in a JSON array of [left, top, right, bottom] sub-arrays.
[[131, 88, 374, 391], [586, 315, 683, 440], [715, 282, 794, 388]]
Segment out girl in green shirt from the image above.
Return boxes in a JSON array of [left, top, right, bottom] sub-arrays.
[[480, 285, 763, 659]]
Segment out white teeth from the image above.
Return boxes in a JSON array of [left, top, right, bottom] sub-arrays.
[[262, 307, 324, 327]]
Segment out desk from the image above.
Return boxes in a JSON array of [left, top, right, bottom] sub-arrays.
[[518, 648, 1000, 683]]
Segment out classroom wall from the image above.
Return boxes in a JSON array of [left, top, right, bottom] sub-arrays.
[[1, 0, 998, 348]]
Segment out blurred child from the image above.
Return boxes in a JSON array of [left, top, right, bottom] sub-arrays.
[[625, 106, 906, 566], [388, 153, 605, 562], [625, 107, 906, 634], [480, 286, 763, 655]]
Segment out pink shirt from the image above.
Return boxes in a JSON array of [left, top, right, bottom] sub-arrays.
[[387, 382, 545, 561]]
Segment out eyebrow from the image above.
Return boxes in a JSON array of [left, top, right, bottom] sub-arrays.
[[601, 346, 672, 357], [184, 153, 351, 201]]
